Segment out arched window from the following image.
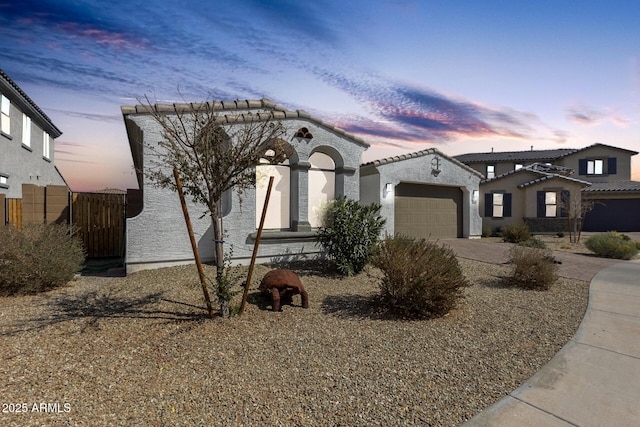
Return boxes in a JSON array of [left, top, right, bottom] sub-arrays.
[[256, 150, 290, 229], [308, 152, 335, 228]]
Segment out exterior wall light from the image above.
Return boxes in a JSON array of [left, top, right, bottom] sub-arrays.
[[384, 183, 393, 198]]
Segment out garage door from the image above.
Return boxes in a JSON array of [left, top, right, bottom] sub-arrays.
[[394, 183, 463, 239], [583, 198, 640, 232]]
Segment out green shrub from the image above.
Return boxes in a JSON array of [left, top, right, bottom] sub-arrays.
[[585, 232, 639, 260], [481, 223, 492, 238], [518, 237, 547, 249], [0, 223, 86, 296], [371, 235, 469, 319], [501, 222, 531, 243], [316, 196, 385, 276], [508, 246, 558, 290]]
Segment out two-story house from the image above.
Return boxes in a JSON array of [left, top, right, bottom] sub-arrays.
[[454, 143, 640, 232], [1, 69, 67, 224]]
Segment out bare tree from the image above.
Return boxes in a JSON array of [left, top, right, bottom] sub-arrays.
[[561, 191, 597, 243], [140, 97, 288, 316]]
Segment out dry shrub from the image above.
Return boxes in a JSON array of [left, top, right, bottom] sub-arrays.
[[371, 235, 469, 319], [508, 246, 558, 290], [0, 223, 85, 296], [501, 222, 531, 243]]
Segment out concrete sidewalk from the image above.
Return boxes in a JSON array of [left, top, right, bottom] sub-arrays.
[[461, 259, 640, 427]]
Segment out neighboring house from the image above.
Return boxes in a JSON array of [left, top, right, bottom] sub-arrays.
[[360, 148, 482, 239], [122, 99, 368, 273], [454, 143, 640, 232], [0, 69, 66, 200]]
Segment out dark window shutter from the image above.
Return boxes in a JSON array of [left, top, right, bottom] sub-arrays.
[[560, 190, 570, 217], [607, 157, 617, 175], [578, 159, 587, 175], [537, 191, 545, 218], [484, 193, 492, 217], [503, 193, 512, 217]]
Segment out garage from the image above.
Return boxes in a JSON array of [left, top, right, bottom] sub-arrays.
[[583, 198, 640, 232], [394, 183, 463, 239]]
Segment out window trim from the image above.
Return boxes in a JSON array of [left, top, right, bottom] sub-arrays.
[[486, 164, 496, 179], [492, 193, 504, 217], [1, 95, 10, 136], [22, 113, 31, 147], [42, 131, 50, 160], [586, 159, 604, 176], [544, 191, 558, 217], [0, 173, 8, 189]]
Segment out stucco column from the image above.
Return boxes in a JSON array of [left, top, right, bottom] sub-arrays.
[[290, 161, 311, 231], [335, 165, 356, 198]]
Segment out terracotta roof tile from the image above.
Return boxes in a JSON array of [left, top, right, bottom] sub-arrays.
[[361, 147, 483, 177], [122, 98, 368, 147]]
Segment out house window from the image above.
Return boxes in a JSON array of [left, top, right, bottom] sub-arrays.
[[43, 131, 50, 159], [1, 95, 10, 135], [307, 152, 335, 228], [486, 165, 495, 179], [256, 151, 290, 229], [484, 192, 512, 218], [22, 114, 31, 147], [587, 159, 604, 175], [545, 191, 557, 217], [0, 173, 8, 188], [492, 193, 503, 217]]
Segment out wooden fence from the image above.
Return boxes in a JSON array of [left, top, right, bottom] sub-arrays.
[[71, 192, 126, 258], [3, 185, 126, 258]]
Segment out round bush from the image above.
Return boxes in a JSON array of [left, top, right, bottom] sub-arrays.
[[371, 235, 469, 319], [315, 197, 385, 276], [585, 232, 639, 260]]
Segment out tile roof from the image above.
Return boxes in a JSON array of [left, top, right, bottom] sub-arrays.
[[0, 69, 62, 137], [454, 148, 574, 164], [360, 147, 484, 177], [121, 98, 369, 147], [482, 163, 590, 187], [517, 173, 592, 189], [581, 181, 640, 193], [454, 143, 638, 164]]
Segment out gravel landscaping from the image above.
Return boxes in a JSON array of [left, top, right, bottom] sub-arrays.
[[0, 253, 589, 426]]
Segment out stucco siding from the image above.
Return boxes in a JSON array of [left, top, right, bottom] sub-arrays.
[[124, 113, 365, 273], [0, 97, 65, 198], [361, 152, 482, 239], [560, 146, 633, 182]]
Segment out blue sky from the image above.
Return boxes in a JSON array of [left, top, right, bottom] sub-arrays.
[[2, 0, 639, 191]]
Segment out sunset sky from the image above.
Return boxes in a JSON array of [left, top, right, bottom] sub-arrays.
[[2, 1, 639, 191]]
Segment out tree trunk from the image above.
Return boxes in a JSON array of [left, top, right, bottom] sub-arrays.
[[210, 205, 226, 317]]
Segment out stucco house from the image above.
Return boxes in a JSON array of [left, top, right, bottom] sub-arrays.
[[454, 143, 640, 232], [0, 69, 65, 200], [360, 149, 482, 239], [121, 98, 482, 273], [122, 99, 368, 273]]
